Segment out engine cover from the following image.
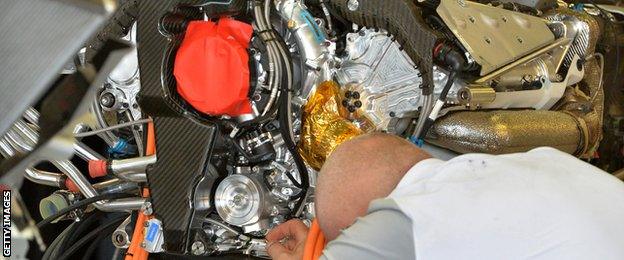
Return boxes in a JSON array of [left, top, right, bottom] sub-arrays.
[[174, 18, 253, 116], [436, 0, 555, 75]]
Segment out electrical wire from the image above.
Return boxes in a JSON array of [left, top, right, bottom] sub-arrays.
[[36, 193, 134, 228], [74, 119, 152, 138], [57, 214, 129, 260]]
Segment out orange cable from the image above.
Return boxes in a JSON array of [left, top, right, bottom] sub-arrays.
[[303, 219, 322, 260], [125, 121, 155, 260], [312, 228, 326, 260]]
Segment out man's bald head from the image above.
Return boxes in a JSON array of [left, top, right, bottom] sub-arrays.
[[315, 133, 431, 240]]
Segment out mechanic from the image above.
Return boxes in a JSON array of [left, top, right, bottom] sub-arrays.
[[266, 133, 624, 259]]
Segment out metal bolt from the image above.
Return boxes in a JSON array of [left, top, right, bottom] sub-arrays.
[[100, 93, 116, 108], [142, 202, 153, 216], [281, 187, 294, 196], [287, 19, 297, 29], [347, 0, 359, 11], [191, 241, 206, 256]]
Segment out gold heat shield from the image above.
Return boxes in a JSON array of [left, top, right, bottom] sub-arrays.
[[299, 81, 372, 170]]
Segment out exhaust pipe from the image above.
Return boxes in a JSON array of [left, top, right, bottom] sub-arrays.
[[427, 110, 596, 156]]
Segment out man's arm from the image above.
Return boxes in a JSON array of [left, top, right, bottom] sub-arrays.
[[320, 199, 415, 260]]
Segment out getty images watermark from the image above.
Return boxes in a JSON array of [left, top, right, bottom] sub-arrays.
[[2, 189, 10, 257]]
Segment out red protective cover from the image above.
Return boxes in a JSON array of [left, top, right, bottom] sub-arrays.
[[174, 18, 253, 116]]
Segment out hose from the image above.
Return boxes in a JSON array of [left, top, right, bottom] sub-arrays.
[[57, 214, 129, 260], [42, 222, 75, 260], [36, 192, 135, 228], [414, 70, 457, 142]]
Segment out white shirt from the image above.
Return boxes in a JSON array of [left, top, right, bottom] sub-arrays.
[[390, 147, 624, 259], [322, 147, 624, 259]]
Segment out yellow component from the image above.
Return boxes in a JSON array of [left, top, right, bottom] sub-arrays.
[[298, 81, 373, 170]]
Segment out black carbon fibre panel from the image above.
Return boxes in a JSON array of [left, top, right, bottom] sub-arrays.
[[136, 0, 218, 254], [85, 0, 138, 63], [328, 0, 439, 94], [147, 117, 216, 253]]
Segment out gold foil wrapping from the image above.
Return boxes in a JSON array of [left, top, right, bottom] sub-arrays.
[[298, 81, 372, 170]]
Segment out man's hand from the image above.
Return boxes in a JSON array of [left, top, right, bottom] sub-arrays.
[[266, 220, 309, 260]]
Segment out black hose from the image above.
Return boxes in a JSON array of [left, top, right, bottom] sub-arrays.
[[438, 70, 457, 102], [416, 70, 457, 141], [55, 212, 102, 258], [36, 193, 134, 228], [43, 222, 75, 260], [275, 54, 309, 216], [56, 214, 128, 260]]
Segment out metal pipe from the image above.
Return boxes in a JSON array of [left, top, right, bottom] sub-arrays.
[[74, 141, 105, 161], [24, 168, 64, 187], [108, 155, 155, 183], [427, 110, 589, 155], [93, 178, 139, 194], [53, 160, 144, 212], [110, 155, 155, 174]]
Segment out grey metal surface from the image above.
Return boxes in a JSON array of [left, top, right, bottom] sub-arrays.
[[276, 0, 333, 101], [0, 0, 107, 137], [336, 29, 464, 131], [436, 0, 555, 75]]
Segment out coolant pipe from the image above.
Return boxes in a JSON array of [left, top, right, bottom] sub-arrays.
[[74, 141, 105, 161], [93, 178, 140, 195], [88, 155, 154, 182], [53, 160, 145, 212], [24, 168, 64, 187]]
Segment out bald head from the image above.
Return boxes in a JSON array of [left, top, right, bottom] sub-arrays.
[[315, 133, 431, 240]]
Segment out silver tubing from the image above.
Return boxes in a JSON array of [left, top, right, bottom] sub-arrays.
[[24, 168, 63, 187], [53, 160, 145, 212], [110, 155, 155, 175], [93, 178, 139, 194], [74, 141, 105, 161]]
